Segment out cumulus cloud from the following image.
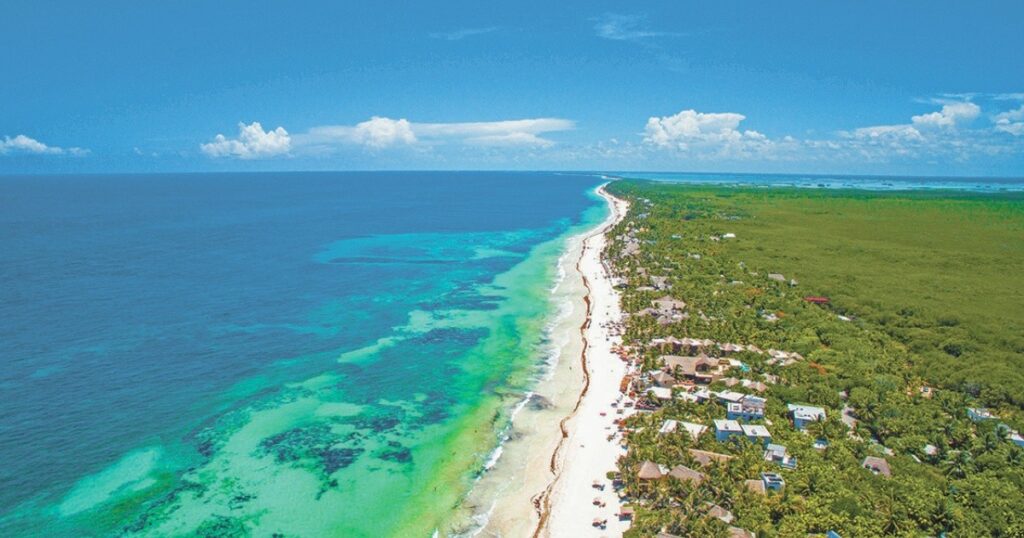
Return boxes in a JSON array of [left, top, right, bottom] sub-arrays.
[[994, 105, 1024, 136], [641, 99, 1024, 165], [0, 134, 87, 156], [305, 117, 574, 150], [201, 122, 291, 159], [643, 109, 773, 158], [833, 101, 998, 161], [910, 101, 980, 128]]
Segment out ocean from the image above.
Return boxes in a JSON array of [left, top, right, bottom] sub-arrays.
[[0, 171, 607, 537], [608, 171, 1024, 192]]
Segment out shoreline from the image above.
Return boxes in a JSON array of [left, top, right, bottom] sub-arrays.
[[540, 185, 631, 537], [459, 184, 630, 537]]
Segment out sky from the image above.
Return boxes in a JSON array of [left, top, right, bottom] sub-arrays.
[[2, 0, 1023, 176]]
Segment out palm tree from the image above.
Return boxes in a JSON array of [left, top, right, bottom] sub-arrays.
[[942, 450, 972, 479]]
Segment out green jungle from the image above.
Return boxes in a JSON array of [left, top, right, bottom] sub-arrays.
[[605, 180, 1024, 537]]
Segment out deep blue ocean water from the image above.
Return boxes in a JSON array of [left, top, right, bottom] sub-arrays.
[[0, 172, 604, 536]]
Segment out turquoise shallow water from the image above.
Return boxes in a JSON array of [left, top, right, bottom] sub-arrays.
[[0, 172, 605, 536]]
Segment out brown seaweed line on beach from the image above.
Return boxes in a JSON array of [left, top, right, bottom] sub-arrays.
[[531, 186, 617, 538]]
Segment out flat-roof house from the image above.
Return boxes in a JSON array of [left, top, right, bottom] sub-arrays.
[[761, 472, 785, 491], [767, 273, 786, 282], [788, 403, 827, 430], [967, 407, 997, 422], [741, 424, 772, 445], [862, 456, 892, 477], [716, 390, 746, 404], [1009, 431, 1024, 449], [715, 419, 743, 442], [764, 443, 797, 469], [728, 395, 767, 421]]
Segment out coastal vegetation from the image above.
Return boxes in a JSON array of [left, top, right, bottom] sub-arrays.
[[604, 180, 1024, 537]]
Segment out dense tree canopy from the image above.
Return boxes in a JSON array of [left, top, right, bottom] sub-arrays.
[[606, 181, 1024, 537]]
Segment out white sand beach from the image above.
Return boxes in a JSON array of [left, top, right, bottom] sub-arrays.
[[542, 186, 632, 537], [460, 185, 631, 538]]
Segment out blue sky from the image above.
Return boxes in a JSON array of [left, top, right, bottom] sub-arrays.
[[2, 0, 1023, 176]]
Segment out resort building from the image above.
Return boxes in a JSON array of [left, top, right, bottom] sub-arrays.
[[862, 456, 892, 477], [667, 465, 705, 486], [741, 424, 772, 445], [967, 407, 997, 422], [714, 419, 743, 442], [764, 443, 797, 469], [761, 472, 785, 491], [677, 387, 712, 404], [727, 395, 767, 421], [661, 354, 727, 384], [637, 460, 666, 480], [741, 379, 768, 393], [766, 349, 803, 366], [716, 390, 746, 404], [688, 448, 733, 468], [744, 479, 766, 495], [788, 403, 827, 430], [651, 295, 686, 313], [1008, 430, 1024, 449], [651, 371, 676, 387], [681, 421, 708, 441], [706, 503, 734, 524], [659, 420, 707, 441]]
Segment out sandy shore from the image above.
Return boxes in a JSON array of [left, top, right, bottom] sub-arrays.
[[541, 186, 631, 537], [460, 184, 630, 538]]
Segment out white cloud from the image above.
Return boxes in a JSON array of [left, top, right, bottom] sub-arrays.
[[305, 117, 574, 150], [429, 27, 498, 41], [994, 105, 1024, 136], [0, 134, 87, 156], [643, 109, 772, 158], [910, 101, 980, 128], [350, 116, 417, 148], [593, 13, 678, 42], [844, 124, 925, 142], [201, 122, 291, 159], [641, 99, 1024, 165]]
